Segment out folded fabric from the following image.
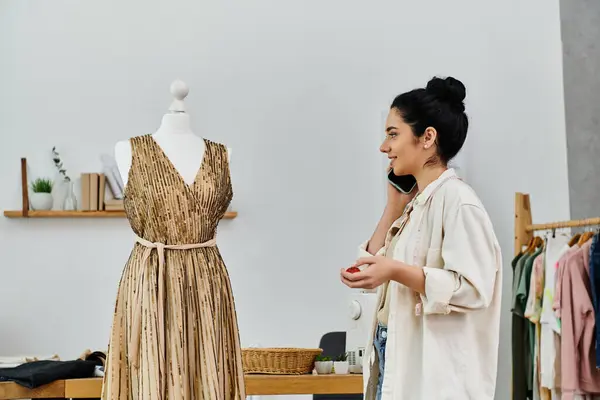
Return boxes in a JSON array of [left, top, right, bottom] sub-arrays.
[[0, 359, 100, 388]]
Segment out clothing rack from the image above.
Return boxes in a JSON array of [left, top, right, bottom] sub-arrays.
[[514, 192, 600, 256], [513, 192, 600, 400]]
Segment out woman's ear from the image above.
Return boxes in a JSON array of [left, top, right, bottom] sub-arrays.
[[422, 127, 437, 149]]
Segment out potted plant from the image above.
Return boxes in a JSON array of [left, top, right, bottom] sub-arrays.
[[333, 352, 349, 374], [30, 178, 54, 210], [314, 355, 333, 374]]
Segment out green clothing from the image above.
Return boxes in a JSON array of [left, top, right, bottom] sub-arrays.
[[511, 252, 526, 309], [517, 247, 543, 314], [511, 246, 543, 398], [520, 248, 543, 394], [511, 252, 531, 400]]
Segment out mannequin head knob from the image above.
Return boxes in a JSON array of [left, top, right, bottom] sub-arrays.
[[170, 80, 189, 101], [168, 80, 188, 113]]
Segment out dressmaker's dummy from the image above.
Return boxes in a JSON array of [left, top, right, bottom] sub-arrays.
[[115, 80, 231, 186], [104, 81, 245, 399]]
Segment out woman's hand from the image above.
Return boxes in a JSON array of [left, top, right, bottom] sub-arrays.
[[364, 171, 418, 258], [387, 178, 416, 215], [340, 256, 399, 290], [341, 256, 426, 293]]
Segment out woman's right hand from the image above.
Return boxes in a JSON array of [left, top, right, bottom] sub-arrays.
[[365, 171, 417, 255], [386, 179, 416, 216]]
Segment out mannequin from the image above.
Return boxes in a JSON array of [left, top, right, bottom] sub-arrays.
[[115, 80, 231, 187], [104, 80, 244, 399]]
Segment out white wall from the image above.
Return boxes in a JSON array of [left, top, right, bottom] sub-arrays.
[[0, 1, 569, 399]]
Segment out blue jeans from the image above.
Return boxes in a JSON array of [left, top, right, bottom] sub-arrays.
[[590, 234, 600, 367], [374, 323, 387, 400]]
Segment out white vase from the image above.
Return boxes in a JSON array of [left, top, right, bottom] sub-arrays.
[[315, 361, 333, 374], [62, 180, 78, 210], [333, 361, 349, 374], [30, 193, 53, 210]]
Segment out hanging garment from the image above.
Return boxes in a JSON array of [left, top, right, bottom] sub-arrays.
[[559, 240, 600, 399], [554, 245, 581, 327], [525, 252, 545, 400], [525, 251, 544, 322], [555, 245, 582, 395], [515, 246, 544, 396], [589, 234, 600, 368], [101, 135, 245, 400], [359, 168, 503, 400], [524, 249, 552, 400], [539, 234, 570, 392], [511, 252, 531, 400]]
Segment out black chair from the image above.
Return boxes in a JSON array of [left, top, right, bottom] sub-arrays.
[[313, 331, 363, 400]]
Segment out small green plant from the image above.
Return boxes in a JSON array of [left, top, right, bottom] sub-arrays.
[[315, 355, 331, 362], [31, 178, 53, 193], [335, 352, 348, 362]]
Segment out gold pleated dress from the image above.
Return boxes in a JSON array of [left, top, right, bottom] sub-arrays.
[[101, 135, 246, 400]]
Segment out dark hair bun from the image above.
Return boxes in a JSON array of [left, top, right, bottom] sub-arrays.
[[425, 76, 466, 112]]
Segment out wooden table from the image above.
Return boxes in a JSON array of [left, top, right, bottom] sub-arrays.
[[0, 374, 363, 398]]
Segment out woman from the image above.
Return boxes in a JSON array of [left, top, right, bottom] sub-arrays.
[[341, 76, 502, 400]]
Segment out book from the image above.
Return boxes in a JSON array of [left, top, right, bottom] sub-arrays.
[[81, 173, 90, 211]]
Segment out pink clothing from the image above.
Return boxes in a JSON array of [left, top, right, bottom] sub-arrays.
[[554, 245, 579, 322], [559, 240, 600, 399]]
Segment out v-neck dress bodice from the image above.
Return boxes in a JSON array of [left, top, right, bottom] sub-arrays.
[[124, 135, 232, 245], [102, 134, 245, 400]]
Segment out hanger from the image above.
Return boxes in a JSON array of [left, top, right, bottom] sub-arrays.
[[525, 236, 543, 254], [568, 233, 581, 247], [523, 237, 535, 254], [577, 231, 595, 246], [534, 236, 544, 252]]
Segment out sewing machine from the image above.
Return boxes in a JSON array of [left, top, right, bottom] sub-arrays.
[[346, 290, 378, 373]]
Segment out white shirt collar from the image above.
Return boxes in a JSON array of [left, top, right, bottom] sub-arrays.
[[413, 168, 457, 206]]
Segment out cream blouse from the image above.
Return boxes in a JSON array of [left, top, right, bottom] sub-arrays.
[[377, 233, 401, 326], [360, 168, 503, 400]]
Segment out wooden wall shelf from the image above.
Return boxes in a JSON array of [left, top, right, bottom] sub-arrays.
[[5, 159, 238, 221], [3, 210, 238, 219]]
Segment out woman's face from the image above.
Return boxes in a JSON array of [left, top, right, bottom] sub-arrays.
[[380, 109, 428, 176]]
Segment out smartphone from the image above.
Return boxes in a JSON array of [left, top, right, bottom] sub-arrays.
[[387, 170, 417, 194]]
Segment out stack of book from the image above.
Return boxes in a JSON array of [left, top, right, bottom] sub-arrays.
[[104, 199, 124, 211], [80, 173, 124, 211]]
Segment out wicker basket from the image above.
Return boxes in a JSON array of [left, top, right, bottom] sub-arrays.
[[241, 347, 323, 374]]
